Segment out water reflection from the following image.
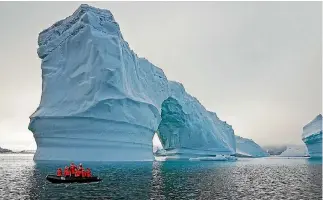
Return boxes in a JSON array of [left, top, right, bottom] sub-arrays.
[[150, 161, 238, 199], [0, 155, 35, 199], [304, 158, 322, 199], [149, 159, 322, 199], [151, 161, 166, 199]]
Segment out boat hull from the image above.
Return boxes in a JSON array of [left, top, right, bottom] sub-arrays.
[[46, 175, 102, 184]]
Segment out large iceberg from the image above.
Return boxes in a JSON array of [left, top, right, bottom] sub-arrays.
[[235, 136, 269, 157], [28, 4, 169, 161], [156, 81, 236, 160], [302, 114, 322, 158], [28, 4, 241, 162]]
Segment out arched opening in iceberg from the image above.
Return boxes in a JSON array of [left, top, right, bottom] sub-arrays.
[[154, 96, 236, 160], [152, 133, 163, 153]]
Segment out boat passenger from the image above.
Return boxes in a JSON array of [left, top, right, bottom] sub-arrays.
[[70, 162, 76, 177], [64, 166, 71, 177], [75, 169, 81, 177], [82, 169, 87, 178], [86, 168, 92, 177], [78, 163, 83, 171], [56, 168, 62, 177]]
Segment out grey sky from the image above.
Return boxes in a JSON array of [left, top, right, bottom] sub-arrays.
[[0, 2, 321, 150]]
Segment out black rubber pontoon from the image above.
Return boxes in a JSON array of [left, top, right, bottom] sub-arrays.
[[46, 175, 102, 184]]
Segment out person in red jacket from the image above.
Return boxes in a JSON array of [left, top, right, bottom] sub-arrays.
[[78, 163, 83, 172], [56, 168, 62, 177], [70, 162, 76, 177], [81, 169, 87, 178], [75, 169, 81, 177], [86, 168, 92, 177], [64, 166, 71, 177]]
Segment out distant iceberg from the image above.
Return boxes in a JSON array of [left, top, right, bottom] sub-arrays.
[[262, 145, 287, 156], [302, 114, 322, 158], [0, 147, 13, 153], [279, 145, 308, 157], [235, 136, 269, 157]]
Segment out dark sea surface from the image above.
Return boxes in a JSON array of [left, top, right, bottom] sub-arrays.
[[0, 154, 321, 200]]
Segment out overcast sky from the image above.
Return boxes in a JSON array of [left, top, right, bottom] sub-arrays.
[[0, 2, 321, 150]]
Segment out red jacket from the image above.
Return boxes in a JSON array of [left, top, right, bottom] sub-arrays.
[[64, 169, 71, 176], [70, 165, 76, 174], [82, 170, 87, 177], [86, 170, 92, 177], [56, 169, 62, 177], [75, 170, 81, 177]]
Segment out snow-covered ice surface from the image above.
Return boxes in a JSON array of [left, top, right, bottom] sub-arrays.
[[156, 81, 236, 160], [302, 114, 322, 158], [29, 4, 169, 161], [235, 136, 269, 158], [279, 145, 308, 157]]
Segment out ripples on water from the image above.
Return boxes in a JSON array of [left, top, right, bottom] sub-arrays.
[[0, 154, 321, 200]]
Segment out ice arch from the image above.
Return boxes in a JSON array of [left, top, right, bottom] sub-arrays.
[[155, 82, 236, 160]]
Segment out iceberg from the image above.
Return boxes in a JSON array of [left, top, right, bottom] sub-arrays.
[[0, 147, 12, 153], [156, 81, 236, 160], [235, 136, 269, 157], [302, 114, 322, 158], [262, 145, 287, 156], [28, 4, 239, 162], [28, 4, 169, 161], [279, 145, 308, 157]]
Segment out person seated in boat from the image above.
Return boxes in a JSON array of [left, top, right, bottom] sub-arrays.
[[78, 163, 83, 171], [56, 168, 62, 177], [75, 168, 81, 177], [86, 168, 92, 177], [82, 169, 87, 178], [69, 162, 76, 177], [64, 166, 71, 177]]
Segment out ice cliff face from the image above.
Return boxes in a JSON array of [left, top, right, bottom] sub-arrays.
[[302, 114, 322, 158], [235, 136, 269, 157], [208, 111, 236, 153], [156, 81, 236, 159], [29, 4, 169, 161]]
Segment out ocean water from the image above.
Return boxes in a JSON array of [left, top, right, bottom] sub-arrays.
[[0, 154, 321, 200]]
